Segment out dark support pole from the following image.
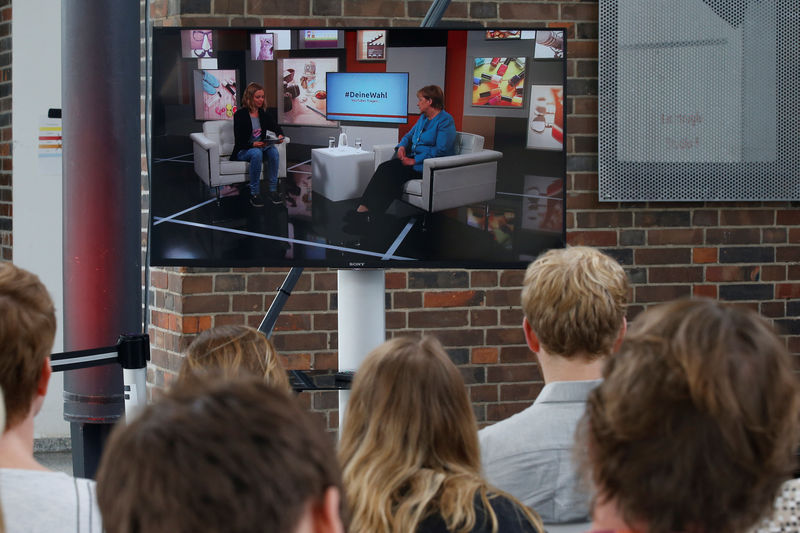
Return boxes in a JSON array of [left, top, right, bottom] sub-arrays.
[[62, 0, 141, 479], [422, 0, 451, 27], [258, 267, 304, 339]]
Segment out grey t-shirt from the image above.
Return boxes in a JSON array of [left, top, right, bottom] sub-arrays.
[[479, 379, 600, 524], [0, 468, 102, 533]]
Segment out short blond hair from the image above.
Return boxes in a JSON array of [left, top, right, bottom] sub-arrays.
[[521, 246, 628, 359], [0, 263, 56, 430], [178, 325, 290, 393]]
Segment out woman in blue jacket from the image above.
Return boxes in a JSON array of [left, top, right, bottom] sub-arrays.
[[347, 85, 456, 224]]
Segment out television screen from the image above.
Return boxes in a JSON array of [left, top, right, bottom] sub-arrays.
[[150, 27, 567, 268], [250, 33, 274, 61], [326, 72, 409, 124]]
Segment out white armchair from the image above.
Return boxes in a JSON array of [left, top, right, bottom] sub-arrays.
[[373, 132, 502, 213], [190, 120, 289, 196]]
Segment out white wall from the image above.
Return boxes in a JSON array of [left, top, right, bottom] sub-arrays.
[[12, 0, 69, 439]]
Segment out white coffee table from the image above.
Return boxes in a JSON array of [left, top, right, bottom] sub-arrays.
[[311, 146, 375, 202]]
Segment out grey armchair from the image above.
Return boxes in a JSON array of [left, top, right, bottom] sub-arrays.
[[373, 132, 502, 213], [190, 120, 289, 197]]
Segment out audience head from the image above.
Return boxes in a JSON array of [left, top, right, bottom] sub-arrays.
[[241, 81, 266, 111], [340, 336, 542, 533], [0, 263, 56, 431], [582, 299, 800, 533], [178, 325, 290, 392], [97, 376, 344, 533], [521, 246, 628, 360], [417, 85, 445, 110]]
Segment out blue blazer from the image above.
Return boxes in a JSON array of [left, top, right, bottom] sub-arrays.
[[397, 110, 457, 172]]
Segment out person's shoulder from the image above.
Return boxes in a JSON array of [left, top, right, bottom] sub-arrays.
[[482, 494, 541, 533], [439, 110, 456, 125]]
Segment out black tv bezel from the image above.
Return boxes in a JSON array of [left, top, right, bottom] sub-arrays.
[[148, 26, 568, 270]]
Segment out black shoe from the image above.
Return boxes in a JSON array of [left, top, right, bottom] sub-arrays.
[[268, 191, 283, 205], [345, 209, 371, 223], [249, 193, 264, 207]]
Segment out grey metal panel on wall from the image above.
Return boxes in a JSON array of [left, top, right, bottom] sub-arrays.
[[599, 0, 800, 201]]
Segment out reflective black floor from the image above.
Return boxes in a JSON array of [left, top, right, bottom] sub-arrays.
[[150, 136, 563, 268]]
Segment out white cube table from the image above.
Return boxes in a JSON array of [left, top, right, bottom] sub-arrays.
[[311, 147, 375, 202]]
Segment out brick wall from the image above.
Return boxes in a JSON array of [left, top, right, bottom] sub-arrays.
[[144, 0, 798, 431], [0, 0, 11, 260]]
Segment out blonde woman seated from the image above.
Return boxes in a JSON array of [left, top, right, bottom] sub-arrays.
[[339, 336, 544, 533], [178, 325, 290, 392]]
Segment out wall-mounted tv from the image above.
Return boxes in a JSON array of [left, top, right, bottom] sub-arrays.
[[326, 72, 409, 124], [149, 27, 567, 269]]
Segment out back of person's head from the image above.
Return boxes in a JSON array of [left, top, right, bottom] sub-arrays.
[[339, 336, 541, 533], [521, 246, 628, 359], [0, 263, 56, 430], [96, 376, 343, 533], [178, 325, 290, 392], [582, 299, 800, 533]]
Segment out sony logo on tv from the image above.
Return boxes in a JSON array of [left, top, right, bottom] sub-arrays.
[[344, 91, 388, 99]]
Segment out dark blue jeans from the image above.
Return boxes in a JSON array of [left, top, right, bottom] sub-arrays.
[[236, 145, 279, 196]]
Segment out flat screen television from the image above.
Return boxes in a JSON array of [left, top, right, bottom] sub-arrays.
[[326, 72, 409, 124], [149, 27, 567, 269]]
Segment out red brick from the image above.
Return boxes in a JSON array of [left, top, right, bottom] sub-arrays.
[[273, 333, 328, 353], [568, 230, 617, 247], [719, 210, 774, 226], [394, 291, 422, 308], [214, 314, 246, 326], [777, 284, 800, 300], [283, 293, 328, 311], [247, 273, 287, 292], [487, 364, 540, 383], [471, 309, 498, 327], [567, 40, 598, 59], [777, 247, 800, 262], [182, 275, 213, 294], [500, 383, 543, 402], [761, 302, 785, 318], [274, 314, 311, 332], [182, 294, 229, 313], [693, 247, 717, 264], [424, 290, 484, 308], [485, 289, 521, 307], [635, 248, 691, 265], [648, 266, 703, 283], [576, 211, 632, 228], [314, 352, 338, 370], [470, 384, 498, 403], [232, 294, 263, 312], [561, 3, 599, 20], [790, 266, 800, 280], [706, 266, 760, 283], [313, 312, 338, 331], [706, 228, 761, 245], [762, 265, 786, 282], [385, 271, 406, 289], [486, 327, 525, 345], [498, 2, 559, 20], [487, 402, 530, 422], [500, 270, 525, 287], [424, 329, 484, 347], [472, 347, 498, 364], [635, 285, 691, 303], [692, 210, 718, 226], [567, 116, 597, 135], [471, 271, 498, 287], [790, 228, 800, 244], [572, 174, 598, 190], [693, 285, 717, 299], [764, 228, 787, 243], [386, 311, 406, 329], [150, 270, 168, 289], [409, 310, 468, 328], [500, 309, 523, 326], [777, 210, 800, 225], [313, 272, 337, 291], [500, 346, 535, 364]]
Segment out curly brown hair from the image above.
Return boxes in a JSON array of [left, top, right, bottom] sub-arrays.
[[581, 299, 800, 533]]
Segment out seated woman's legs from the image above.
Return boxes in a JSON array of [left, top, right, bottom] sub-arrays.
[[236, 147, 264, 198], [356, 159, 419, 214], [263, 145, 282, 204]]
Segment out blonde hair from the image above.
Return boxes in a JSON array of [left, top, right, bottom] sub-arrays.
[[339, 336, 543, 533], [0, 263, 56, 430], [178, 325, 290, 393], [521, 246, 628, 359], [241, 82, 266, 112]]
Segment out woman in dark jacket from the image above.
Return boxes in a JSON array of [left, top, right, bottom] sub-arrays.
[[231, 82, 284, 207]]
